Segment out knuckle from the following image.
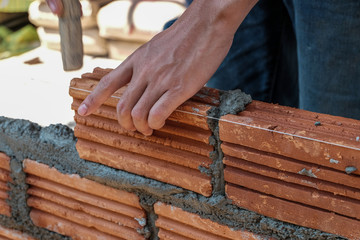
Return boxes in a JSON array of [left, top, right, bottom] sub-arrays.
[[98, 74, 112, 89], [131, 108, 146, 122], [148, 109, 165, 129], [116, 101, 131, 118], [85, 94, 96, 106], [172, 84, 186, 94]]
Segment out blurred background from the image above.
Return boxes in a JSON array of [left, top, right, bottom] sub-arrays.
[[0, 0, 186, 127]]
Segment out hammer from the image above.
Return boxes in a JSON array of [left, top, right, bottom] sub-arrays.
[[58, 0, 83, 71]]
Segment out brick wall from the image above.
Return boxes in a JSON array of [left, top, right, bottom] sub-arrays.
[[0, 225, 36, 240], [24, 159, 146, 240], [0, 67, 359, 239], [0, 153, 11, 217]]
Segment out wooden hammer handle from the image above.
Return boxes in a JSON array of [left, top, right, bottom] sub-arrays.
[[59, 0, 83, 71]]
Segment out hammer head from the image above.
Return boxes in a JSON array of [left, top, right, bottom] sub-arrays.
[[59, 0, 83, 71]]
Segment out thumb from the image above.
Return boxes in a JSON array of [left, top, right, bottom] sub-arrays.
[[78, 64, 133, 116]]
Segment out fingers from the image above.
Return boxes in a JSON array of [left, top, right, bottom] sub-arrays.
[[46, 0, 64, 16], [148, 89, 188, 130], [116, 76, 166, 136], [78, 63, 133, 117], [131, 87, 166, 136], [116, 81, 147, 133]]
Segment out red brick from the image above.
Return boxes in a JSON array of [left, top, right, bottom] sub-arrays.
[[248, 100, 360, 130], [23, 159, 143, 209], [223, 143, 360, 198], [0, 153, 10, 217], [220, 114, 360, 175], [167, 101, 211, 130], [0, 153, 10, 171], [69, 69, 216, 197], [73, 110, 212, 155], [191, 86, 220, 106], [154, 202, 273, 240], [0, 170, 11, 183], [225, 166, 360, 220], [157, 229, 190, 240], [27, 196, 143, 239], [156, 216, 224, 240], [70, 78, 121, 107], [0, 189, 9, 200], [0, 199, 11, 217], [80, 67, 112, 81], [221, 101, 360, 239], [70, 87, 212, 130], [157, 120, 211, 144], [0, 182, 8, 191], [74, 123, 212, 169], [76, 139, 212, 196], [24, 160, 146, 239], [27, 186, 141, 229], [71, 98, 118, 120], [0, 225, 36, 240], [226, 184, 360, 240], [70, 74, 214, 130], [30, 210, 120, 240], [26, 176, 143, 219]]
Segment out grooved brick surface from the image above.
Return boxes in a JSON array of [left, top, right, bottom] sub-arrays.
[[23, 159, 146, 240], [69, 68, 217, 196], [154, 202, 272, 240], [227, 184, 360, 240], [221, 101, 360, 174], [0, 153, 11, 217], [221, 101, 360, 239], [30, 210, 122, 240], [0, 225, 36, 240]]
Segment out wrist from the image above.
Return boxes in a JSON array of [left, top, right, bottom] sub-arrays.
[[190, 0, 258, 36]]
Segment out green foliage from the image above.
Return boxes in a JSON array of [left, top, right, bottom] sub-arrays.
[[0, 24, 39, 59]]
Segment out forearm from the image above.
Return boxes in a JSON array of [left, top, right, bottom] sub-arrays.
[[153, 0, 258, 84], [76, 0, 258, 136], [177, 0, 258, 37]]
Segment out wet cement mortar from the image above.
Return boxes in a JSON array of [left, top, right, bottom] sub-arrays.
[[205, 89, 253, 195], [0, 105, 346, 240]]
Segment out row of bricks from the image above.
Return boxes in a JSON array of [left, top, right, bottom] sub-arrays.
[[220, 103, 360, 175], [0, 153, 10, 217], [0, 156, 269, 240], [69, 68, 360, 239], [70, 69, 360, 191], [0, 226, 36, 240], [220, 103, 360, 240], [70, 68, 218, 197], [24, 159, 146, 240]]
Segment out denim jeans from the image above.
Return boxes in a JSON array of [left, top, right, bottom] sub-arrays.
[[182, 0, 360, 119]]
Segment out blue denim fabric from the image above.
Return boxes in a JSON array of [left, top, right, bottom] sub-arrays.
[[206, 0, 298, 106], [184, 0, 299, 107], [171, 0, 360, 119], [283, 0, 360, 119]]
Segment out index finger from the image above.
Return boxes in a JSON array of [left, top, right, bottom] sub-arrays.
[[78, 63, 133, 116]]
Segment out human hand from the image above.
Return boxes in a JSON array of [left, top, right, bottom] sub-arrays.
[[46, 0, 83, 16], [77, 0, 257, 136], [46, 0, 64, 16]]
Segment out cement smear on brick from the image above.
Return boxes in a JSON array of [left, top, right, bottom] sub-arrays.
[[206, 89, 252, 195], [0, 118, 71, 240], [0, 116, 345, 240]]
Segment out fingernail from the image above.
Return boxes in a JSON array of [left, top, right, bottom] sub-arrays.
[[78, 104, 88, 116], [143, 129, 153, 137], [48, 1, 57, 13]]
